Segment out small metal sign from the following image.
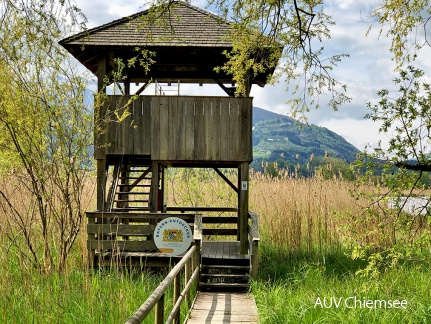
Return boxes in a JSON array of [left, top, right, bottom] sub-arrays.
[[241, 181, 248, 191], [153, 217, 193, 256]]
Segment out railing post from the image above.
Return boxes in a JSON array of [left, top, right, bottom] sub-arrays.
[[185, 258, 191, 309], [193, 214, 202, 288], [173, 272, 181, 324], [155, 294, 164, 324], [87, 213, 96, 268]]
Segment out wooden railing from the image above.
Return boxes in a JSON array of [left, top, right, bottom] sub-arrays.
[[95, 95, 253, 162], [125, 215, 202, 324], [86, 212, 197, 267], [248, 212, 260, 279]]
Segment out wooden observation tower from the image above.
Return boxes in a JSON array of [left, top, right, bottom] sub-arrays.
[[60, 1, 278, 288]]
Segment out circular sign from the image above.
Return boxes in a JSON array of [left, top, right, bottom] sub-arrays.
[[154, 217, 193, 256]]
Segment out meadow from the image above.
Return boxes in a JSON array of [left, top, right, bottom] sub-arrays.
[[0, 169, 430, 323]]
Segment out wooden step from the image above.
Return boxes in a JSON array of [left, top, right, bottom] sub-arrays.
[[199, 282, 250, 292], [119, 176, 151, 180], [201, 264, 249, 271], [116, 191, 149, 194], [200, 274, 248, 279], [113, 199, 149, 203], [111, 207, 150, 211], [117, 184, 151, 187]]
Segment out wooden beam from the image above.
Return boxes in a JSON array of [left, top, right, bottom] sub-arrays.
[[96, 159, 107, 211], [130, 168, 151, 188], [97, 55, 107, 93], [166, 207, 238, 212], [244, 69, 253, 97], [214, 78, 236, 97], [135, 79, 152, 96], [213, 168, 238, 193], [149, 161, 159, 213], [124, 77, 131, 95]]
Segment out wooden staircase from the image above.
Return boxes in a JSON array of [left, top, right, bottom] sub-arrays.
[[199, 241, 250, 292], [107, 163, 160, 212]]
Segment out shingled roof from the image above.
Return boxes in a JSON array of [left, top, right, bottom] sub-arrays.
[[60, 1, 232, 48], [60, 1, 277, 86]]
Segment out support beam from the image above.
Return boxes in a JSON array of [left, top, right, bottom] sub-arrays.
[[213, 168, 238, 193], [96, 159, 108, 211], [134, 79, 152, 96], [243, 69, 253, 97], [214, 78, 236, 97], [150, 161, 160, 213], [97, 55, 107, 93], [161, 165, 167, 212], [124, 77, 131, 95]]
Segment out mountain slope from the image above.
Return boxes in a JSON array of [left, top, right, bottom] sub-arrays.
[[252, 107, 359, 164]]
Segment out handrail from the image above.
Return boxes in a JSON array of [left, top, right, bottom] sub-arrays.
[[125, 214, 202, 324]]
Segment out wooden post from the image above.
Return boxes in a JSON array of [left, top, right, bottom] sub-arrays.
[[96, 55, 108, 212], [150, 161, 159, 213], [155, 294, 164, 324], [239, 162, 249, 254], [161, 165, 167, 212], [173, 273, 181, 324], [184, 258, 191, 309], [97, 55, 107, 92], [237, 166, 241, 241], [96, 159, 107, 211], [87, 215, 96, 268], [124, 77, 131, 95], [122, 165, 130, 240]]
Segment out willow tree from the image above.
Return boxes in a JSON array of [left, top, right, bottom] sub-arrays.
[[141, 0, 350, 119], [0, 0, 92, 272], [192, 0, 431, 270], [345, 1, 431, 274]]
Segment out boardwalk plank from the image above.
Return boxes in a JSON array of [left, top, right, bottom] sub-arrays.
[[201, 241, 252, 260], [186, 292, 258, 324]]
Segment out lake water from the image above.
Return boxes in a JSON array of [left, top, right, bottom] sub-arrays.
[[387, 196, 429, 215]]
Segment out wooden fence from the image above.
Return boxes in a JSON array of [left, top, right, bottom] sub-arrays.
[[125, 215, 202, 324], [86, 212, 198, 267]]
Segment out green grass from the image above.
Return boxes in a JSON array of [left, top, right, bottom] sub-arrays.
[[0, 247, 195, 323], [251, 243, 431, 323], [0, 262, 160, 323]]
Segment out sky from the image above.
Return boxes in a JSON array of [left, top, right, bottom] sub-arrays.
[[73, 0, 431, 151]]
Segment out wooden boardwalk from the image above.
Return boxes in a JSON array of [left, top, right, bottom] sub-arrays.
[[202, 241, 248, 260], [186, 292, 259, 323]]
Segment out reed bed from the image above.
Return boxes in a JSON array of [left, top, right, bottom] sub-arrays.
[[3, 168, 425, 323], [166, 168, 364, 253]]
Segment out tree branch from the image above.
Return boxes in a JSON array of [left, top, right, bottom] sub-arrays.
[[394, 161, 431, 172]]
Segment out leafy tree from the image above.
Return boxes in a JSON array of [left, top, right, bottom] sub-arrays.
[[0, 0, 91, 272], [346, 0, 431, 273], [141, 0, 350, 120]]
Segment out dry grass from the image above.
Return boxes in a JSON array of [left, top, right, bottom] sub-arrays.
[[165, 168, 371, 254], [249, 172, 356, 253], [0, 168, 373, 265]]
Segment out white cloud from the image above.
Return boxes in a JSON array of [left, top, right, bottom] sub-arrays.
[[318, 118, 390, 150]]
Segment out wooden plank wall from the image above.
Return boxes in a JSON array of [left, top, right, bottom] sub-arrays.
[[95, 96, 252, 162], [95, 96, 152, 159], [86, 212, 195, 253]]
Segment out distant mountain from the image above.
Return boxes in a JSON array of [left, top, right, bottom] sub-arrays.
[[252, 107, 360, 167]]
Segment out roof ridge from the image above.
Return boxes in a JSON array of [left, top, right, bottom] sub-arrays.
[[174, 0, 231, 24], [59, 0, 230, 45]]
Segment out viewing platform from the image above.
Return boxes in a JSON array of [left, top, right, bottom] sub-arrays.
[[95, 95, 253, 163]]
